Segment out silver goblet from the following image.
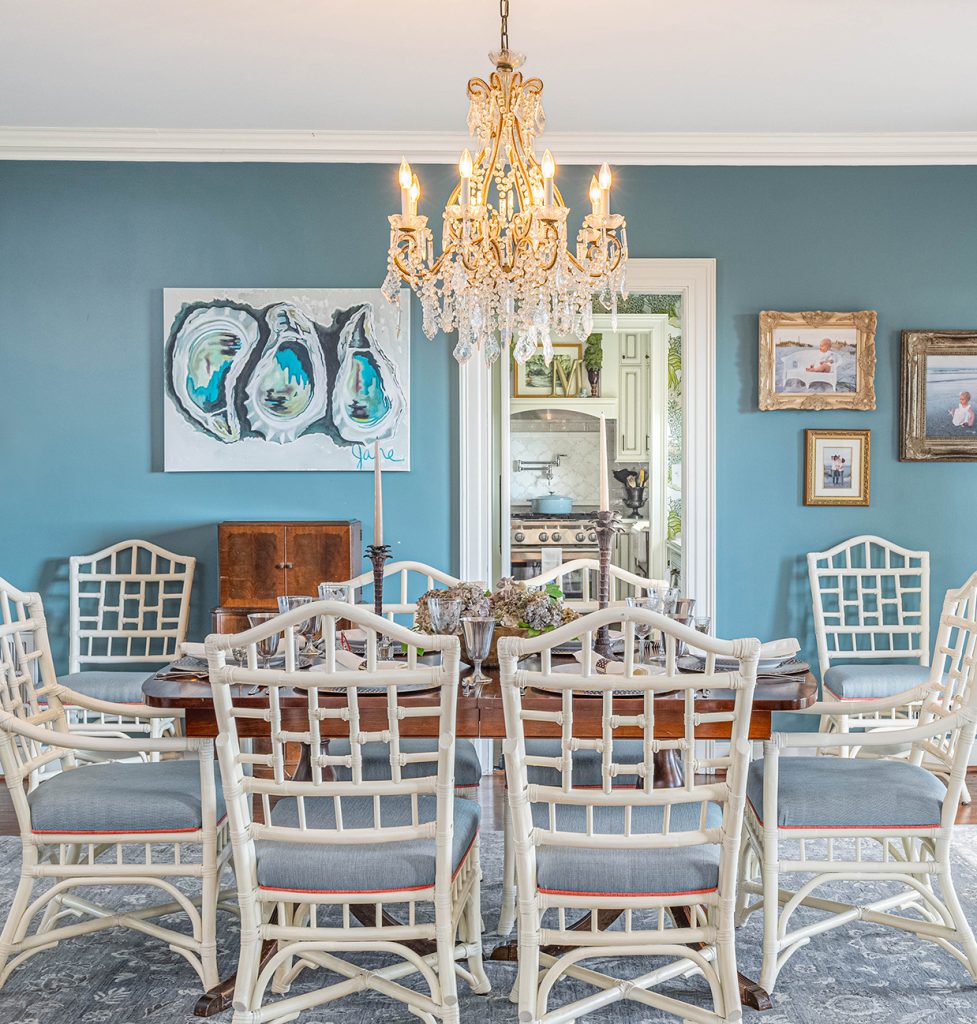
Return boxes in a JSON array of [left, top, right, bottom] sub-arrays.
[[461, 616, 495, 696]]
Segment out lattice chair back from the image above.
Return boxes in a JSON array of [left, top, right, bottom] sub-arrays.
[[522, 557, 669, 608], [334, 560, 461, 624], [908, 570, 977, 812], [69, 539, 196, 673], [807, 535, 930, 680], [500, 605, 759, 911], [0, 577, 76, 786], [206, 600, 462, 894]]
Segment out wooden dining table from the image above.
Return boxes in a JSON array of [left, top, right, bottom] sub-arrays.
[[143, 661, 817, 1017]]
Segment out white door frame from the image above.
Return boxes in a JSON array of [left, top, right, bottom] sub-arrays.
[[458, 257, 717, 621]]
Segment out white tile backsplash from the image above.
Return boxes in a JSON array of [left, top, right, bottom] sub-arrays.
[[511, 431, 600, 504]]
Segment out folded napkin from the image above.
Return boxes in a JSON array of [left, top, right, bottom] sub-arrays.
[[179, 641, 207, 659], [759, 637, 800, 660], [572, 651, 664, 677]]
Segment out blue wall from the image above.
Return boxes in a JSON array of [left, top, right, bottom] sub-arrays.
[[2, 162, 976, 673]]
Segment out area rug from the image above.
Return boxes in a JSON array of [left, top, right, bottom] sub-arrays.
[[0, 830, 975, 1024]]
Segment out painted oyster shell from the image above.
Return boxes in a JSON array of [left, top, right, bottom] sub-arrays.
[[168, 305, 260, 442], [330, 304, 405, 443], [242, 303, 330, 444]]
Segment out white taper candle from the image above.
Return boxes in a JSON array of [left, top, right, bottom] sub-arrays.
[[598, 413, 609, 512]]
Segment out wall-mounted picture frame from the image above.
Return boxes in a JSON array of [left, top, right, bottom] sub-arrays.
[[759, 310, 877, 411], [512, 342, 583, 398], [901, 330, 977, 461], [804, 429, 871, 506]]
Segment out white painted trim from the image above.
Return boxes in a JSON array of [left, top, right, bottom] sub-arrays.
[[458, 358, 494, 586], [7, 127, 977, 165]]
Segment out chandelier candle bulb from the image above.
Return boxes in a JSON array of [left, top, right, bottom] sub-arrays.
[[373, 440, 383, 546], [598, 163, 612, 218], [589, 174, 601, 217], [398, 159, 412, 217], [598, 413, 610, 511], [408, 174, 420, 219], [541, 148, 555, 207], [459, 148, 473, 206]]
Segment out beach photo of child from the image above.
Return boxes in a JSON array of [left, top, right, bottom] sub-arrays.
[[924, 355, 977, 438], [773, 327, 857, 395]]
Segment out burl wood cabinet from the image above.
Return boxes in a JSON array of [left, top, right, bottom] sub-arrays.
[[212, 520, 362, 633]]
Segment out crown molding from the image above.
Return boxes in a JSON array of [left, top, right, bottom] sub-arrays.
[[4, 127, 977, 165]]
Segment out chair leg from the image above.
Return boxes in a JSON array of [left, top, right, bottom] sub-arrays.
[[435, 911, 460, 1024], [714, 912, 743, 1023], [938, 858, 977, 981], [734, 830, 756, 927], [517, 904, 540, 1023], [498, 798, 517, 936], [463, 849, 491, 994], [231, 897, 265, 1017], [199, 856, 220, 990], [0, 870, 35, 987], [758, 835, 782, 995]]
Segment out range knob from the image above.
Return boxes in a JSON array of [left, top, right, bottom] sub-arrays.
[[551, 531, 562, 542], [588, 532, 597, 542], [513, 531, 525, 543], [538, 532, 549, 542], [575, 531, 587, 542]]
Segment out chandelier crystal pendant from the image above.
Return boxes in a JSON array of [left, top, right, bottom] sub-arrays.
[[381, 0, 628, 367]]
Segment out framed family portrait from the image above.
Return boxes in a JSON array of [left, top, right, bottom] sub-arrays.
[[805, 429, 871, 506], [759, 310, 877, 411], [512, 341, 583, 398], [901, 330, 977, 461]]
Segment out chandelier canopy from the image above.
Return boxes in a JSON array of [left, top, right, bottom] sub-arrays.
[[382, 0, 628, 366]]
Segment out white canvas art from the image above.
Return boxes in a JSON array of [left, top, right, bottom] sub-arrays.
[[163, 288, 409, 472]]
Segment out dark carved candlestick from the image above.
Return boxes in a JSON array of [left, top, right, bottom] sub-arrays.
[[366, 544, 392, 657], [591, 509, 625, 658]]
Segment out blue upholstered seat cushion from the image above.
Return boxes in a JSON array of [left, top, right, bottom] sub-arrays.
[[327, 738, 482, 788], [58, 670, 155, 704], [28, 759, 225, 834], [532, 800, 723, 896], [525, 738, 646, 788], [746, 756, 946, 829], [823, 663, 930, 700], [255, 794, 480, 893]]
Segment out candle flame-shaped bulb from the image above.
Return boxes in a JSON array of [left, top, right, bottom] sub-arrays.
[[409, 173, 420, 204], [541, 149, 556, 180], [458, 148, 473, 179], [598, 162, 612, 190], [398, 158, 413, 190], [589, 174, 601, 205]]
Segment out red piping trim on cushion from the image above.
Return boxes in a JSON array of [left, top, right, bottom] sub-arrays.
[[538, 885, 718, 898], [746, 796, 938, 831], [32, 813, 228, 836], [257, 829, 480, 896]]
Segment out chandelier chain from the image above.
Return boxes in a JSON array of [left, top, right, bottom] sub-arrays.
[[500, 0, 509, 52]]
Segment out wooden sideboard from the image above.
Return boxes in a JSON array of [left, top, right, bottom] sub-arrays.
[[212, 520, 362, 633]]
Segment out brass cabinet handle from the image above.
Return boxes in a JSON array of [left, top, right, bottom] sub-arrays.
[[284, 562, 294, 569]]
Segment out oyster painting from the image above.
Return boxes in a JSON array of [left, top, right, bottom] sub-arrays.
[[163, 289, 409, 471]]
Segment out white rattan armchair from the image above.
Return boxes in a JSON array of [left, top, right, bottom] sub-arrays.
[[737, 569, 977, 995], [206, 600, 490, 1024], [522, 557, 669, 610], [63, 538, 196, 751], [0, 576, 231, 996], [808, 535, 930, 744], [501, 606, 760, 1024]]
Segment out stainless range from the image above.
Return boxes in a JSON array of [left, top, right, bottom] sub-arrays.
[[510, 511, 599, 597]]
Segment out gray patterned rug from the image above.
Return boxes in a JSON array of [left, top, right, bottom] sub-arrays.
[[0, 830, 976, 1024]]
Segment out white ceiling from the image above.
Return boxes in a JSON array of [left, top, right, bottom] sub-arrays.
[[3, 0, 977, 135]]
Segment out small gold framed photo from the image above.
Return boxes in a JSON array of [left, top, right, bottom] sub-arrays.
[[805, 429, 871, 506], [759, 310, 877, 410], [512, 342, 583, 398]]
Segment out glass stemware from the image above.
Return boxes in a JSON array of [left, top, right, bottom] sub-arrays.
[[277, 595, 316, 659], [626, 593, 663, 665], [428, 596, 463, 635], [461, 616, 495, 695], [247, 612, 281, 669], [317, 582, 351, 603]]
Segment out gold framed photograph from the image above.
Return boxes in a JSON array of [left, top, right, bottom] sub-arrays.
[[805, 429, 871, 506], [512, 342, 583, 398], [901, 330, 977, 461], [759, 310, 877, 411]]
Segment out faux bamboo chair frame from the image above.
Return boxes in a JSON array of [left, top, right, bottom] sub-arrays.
[[501, 606, 760, 1024], [67, 538, 196, 747], [334, 560, 461, 624], [521, 557, 670, 609], [738, 569, 977, 994], [807, 535, 929, 744], [206, 600, 490, 1024], [0, 576, 231, 994]]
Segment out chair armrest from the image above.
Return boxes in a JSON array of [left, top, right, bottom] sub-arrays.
[[770, 711, 968, 753], [55, 685, 184, 721], [798, 681, 932, 719], [0, 710, 200, 756]]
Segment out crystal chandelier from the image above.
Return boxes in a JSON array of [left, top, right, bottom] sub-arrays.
[[381, 0, 628, 366]]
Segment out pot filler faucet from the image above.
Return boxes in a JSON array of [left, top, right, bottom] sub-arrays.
[[513, 455, 568, 483]]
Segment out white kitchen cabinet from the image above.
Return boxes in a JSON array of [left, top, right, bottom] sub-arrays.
[[616, 331, 649, 460]]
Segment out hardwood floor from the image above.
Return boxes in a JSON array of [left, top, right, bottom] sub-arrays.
[[1, 768, 975, 837]]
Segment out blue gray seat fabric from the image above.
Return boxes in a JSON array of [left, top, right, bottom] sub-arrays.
[[532, 801, 723, 896], [28, 759, 225, 833], [525, 738, 646, 788], [327, 738, 482, 788], [255, 794, 480, 893], [58, 670, 155, 704], [823, 662, 930, 700], [747, 756, 946, 829]]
